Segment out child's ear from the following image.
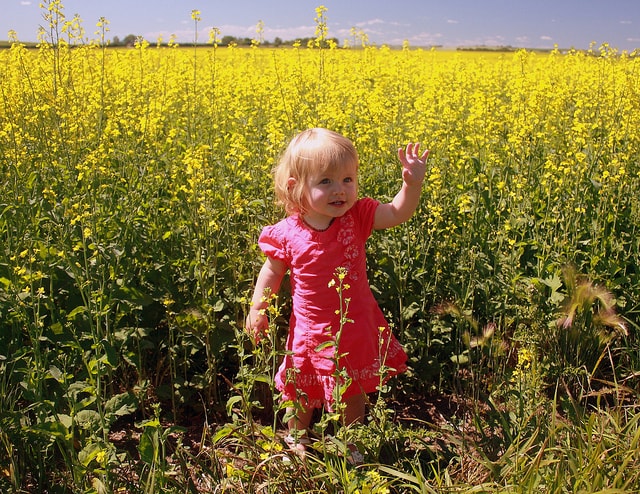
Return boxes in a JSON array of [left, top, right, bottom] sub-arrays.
[[287, 177, 297, 190]]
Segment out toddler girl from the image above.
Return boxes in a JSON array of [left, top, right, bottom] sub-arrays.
[[246, 128, 429, 451]]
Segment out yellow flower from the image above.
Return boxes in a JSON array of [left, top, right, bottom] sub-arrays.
[[96, 449, 107, 464]]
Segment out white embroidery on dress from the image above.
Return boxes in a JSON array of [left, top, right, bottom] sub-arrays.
[[337, 214, 359, 280], [344, 244, 359, 260]]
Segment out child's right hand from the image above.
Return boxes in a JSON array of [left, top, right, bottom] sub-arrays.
[[245, 309, 268, 342], [398, 142, 429, 187]]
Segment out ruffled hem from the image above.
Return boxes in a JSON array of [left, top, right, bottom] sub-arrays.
[[275, 355, 408, 411]]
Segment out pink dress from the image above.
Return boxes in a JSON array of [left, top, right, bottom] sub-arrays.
[[259, 197, 408, 409]]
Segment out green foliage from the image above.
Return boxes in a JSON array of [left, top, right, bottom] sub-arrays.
[[0, 2, 639, 491]]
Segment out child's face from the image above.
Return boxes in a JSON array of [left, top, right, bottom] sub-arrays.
[[302, 160, 358, 228]]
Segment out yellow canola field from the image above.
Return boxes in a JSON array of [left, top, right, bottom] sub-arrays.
[[1, 43, 639, 339], [2, 32, 640, 492]]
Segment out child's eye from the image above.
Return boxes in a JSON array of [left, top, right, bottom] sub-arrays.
[[319, 178, 331, 185], [344, 177, 353, 183]]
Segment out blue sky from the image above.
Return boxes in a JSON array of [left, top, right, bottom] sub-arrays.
[[3, 0, 639, 51]]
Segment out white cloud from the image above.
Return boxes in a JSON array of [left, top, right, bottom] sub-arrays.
[[540, 35, 553, 41], [386, 31, 443, 47], [481, 35, 507, 46], [21, 1, 32, 5], [262, 25, 315, 40], [355, 19, 385, 28], [447, 19, 459, 24]]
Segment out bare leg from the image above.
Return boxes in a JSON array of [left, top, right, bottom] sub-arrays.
[[343, 393, 366, 425], [286, 405, 314, 451], [341, 393, 366, 465]]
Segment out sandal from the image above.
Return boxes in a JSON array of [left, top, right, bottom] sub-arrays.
[[284, 433, 311, 452], [323, 435, 364, 465], [346, 442, 364, 466]]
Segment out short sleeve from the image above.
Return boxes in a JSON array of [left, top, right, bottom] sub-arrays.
[[355, 197, 380, 238], [258, 223, 289, 264]]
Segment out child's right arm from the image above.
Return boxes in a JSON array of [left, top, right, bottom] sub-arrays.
[[245, 256, 287, 339]]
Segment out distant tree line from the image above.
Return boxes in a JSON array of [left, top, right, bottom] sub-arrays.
[[111, 35, 139, 47], [111, 34, 340, 48]]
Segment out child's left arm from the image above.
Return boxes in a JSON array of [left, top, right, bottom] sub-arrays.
[[373, 143, 429, 230]]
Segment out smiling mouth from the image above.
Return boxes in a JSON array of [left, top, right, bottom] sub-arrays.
[[330, 201, 346, 206]]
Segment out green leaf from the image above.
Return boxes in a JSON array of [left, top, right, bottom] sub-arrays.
[[100, 339, 118, 368], [105, 392, 138, 421], [115, 285, 153, 307], [75, 409, 101, 430], [78, 442, 102, 467], [138, 430, 157, 465], [254, 374, 272, 384], [401, 301, 420, 320], [315, 340, 336, 352], [32, 417, 70, 439], [226, 395, 242, 409], [211, 425, 234, 444], [50, 322, 63, 335], [47, 365, 64, 382], [67, 305, 87, 320], [212, 298, 225, 312], [450, 354, 469, 365]]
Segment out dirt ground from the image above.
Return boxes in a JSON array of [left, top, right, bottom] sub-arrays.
[[108, 390, 475, 457]]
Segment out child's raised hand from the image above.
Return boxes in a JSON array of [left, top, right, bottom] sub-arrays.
[[398, 143, 429, 187]]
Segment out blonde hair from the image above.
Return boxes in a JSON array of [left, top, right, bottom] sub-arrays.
[[274, 128, 359, 215]]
